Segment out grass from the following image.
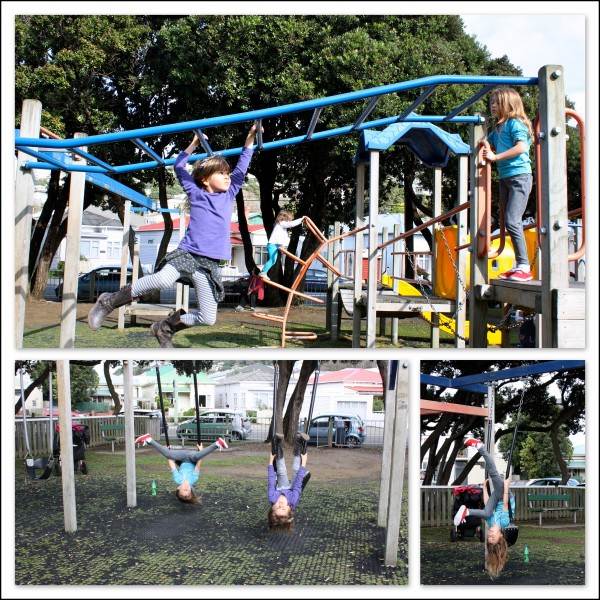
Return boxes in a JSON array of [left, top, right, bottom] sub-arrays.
[[12, 448, 408, 586], [421, 524, 585, 585], [22, 305, 520, 348]]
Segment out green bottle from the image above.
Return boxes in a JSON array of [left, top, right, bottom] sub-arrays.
[[524, 543, 529, 563], [151, 480, 157, 496]]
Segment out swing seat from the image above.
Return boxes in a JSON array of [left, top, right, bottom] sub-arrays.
[[26, 457, 54, 480]]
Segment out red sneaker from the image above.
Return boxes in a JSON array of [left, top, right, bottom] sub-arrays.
[[464, 438, 483, 448], [497, 268, 517, 279], [216, 437, 229, 450], [507, 269, 533, 282], [135, 433, 152, 445]]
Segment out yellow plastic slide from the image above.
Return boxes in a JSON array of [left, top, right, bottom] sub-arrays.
[[381, 275, 502, 345]]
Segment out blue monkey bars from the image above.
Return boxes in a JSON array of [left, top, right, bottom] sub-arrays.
[[15, 74, 537, 176]]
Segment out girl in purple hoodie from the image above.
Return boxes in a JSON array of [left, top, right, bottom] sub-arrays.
[[267, 432, 310, 532]]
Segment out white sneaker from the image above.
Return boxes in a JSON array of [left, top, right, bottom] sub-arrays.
[[235, 305, 244, 312]]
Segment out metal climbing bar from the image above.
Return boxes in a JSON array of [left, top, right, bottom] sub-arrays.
[[253, 217, 367, 346], [16, 74, 536, 175]]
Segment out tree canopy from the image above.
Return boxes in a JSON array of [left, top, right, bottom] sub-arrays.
[[16, 15, 581, 300], [420, 360, 584, 485]]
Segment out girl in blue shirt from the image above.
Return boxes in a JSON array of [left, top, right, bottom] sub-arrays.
[[135, 433, 228, 504], [482, 87, 534, 282], [454, 438, 514, 577]]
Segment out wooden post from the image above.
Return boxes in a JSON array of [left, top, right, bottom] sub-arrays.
[[483, 385, 494, 569], [353, 163, 366, 347], [469, 116, 489, 348], [430, 168, 442, 347], [537, 65, 570, 347], [391, 224, 401, 344], [123, 360, 137, 507], [366, 151, 380, 348], [378, 364, 396, 527], [56, 360, 77, 532], [379, 226, 388, 337], [15, 100, 42, 347], [176, 204, 187, 311], [59, 133, 87, 348], [330, 221, 341, 341], [455, 156, 468, 348], [118, 200, 131, 329], [384, 361, 408, 566]]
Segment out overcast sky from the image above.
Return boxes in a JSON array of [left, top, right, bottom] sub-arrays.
[[461, 13, 587, 117]]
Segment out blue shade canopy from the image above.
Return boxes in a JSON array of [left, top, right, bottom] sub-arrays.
[[354, 117, 471, 167]]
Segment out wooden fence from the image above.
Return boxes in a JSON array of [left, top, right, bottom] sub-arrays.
[[14, 416, 160, 459], [421, 485, 585, 526]]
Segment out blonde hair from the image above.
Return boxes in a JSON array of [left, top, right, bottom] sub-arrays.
[[490, 87, 534, 140], [274, 209, 295, 225], [191, 155, 231, 189], [267, 505, 295, 532], [485, 534, 509, 578], [175, 488, 200, 505]]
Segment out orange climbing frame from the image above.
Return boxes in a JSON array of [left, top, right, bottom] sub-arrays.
[[252, 217, 367, 347]]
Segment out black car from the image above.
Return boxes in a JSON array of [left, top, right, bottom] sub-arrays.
[[302, 268, 350, 293], [55, 266, 133, 301]]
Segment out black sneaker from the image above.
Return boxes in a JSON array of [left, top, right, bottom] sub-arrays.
[[301, 471, 311, 491]]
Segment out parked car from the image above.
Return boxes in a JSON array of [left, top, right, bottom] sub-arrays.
[[299, 413, 366, 447], [55, 265, 134, 301], [527, 477, 580, 487], [117, 408, 162, 419], [302, 268, 350, 293], [176, 409, 252, 442]]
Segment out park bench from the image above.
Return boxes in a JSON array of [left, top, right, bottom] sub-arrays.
[[527, 493, 583, 525], [100, 423, 126, 453]]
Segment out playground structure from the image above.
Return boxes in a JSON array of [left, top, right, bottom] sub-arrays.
[[420, 359, 585, 565], [29, 358, 407, 567], [15, 65, 584, 348]]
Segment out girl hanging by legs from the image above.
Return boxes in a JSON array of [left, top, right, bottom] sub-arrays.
[[454, 438, 515, 577], [135, 433, 228, 504]]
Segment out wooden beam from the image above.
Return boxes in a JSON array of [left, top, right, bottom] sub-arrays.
[[420, 399, 489, 417]]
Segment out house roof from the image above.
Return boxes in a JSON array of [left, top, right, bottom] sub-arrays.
[[346, 384, 384, 393], [136, 217, 264, 234]]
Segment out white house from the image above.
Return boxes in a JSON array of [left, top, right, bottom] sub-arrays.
[[50, 207, 146, 273], [94, 364, 217, 419], [211, 363, 283, 411], [14, 372, 44, 417], [134, 216, 267, 275], [330, 213, 432, 280], [303, 367, 384, 422]]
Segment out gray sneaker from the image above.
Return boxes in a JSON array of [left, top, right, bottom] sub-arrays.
[[235, 305, 244, 312]]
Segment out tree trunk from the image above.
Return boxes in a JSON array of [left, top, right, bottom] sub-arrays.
[[15, 362, 51, 414], [105, 361, 122, 415], [235, 189, 257, 274], [266, 361, 295, 443], [283, 360, 318, 443]]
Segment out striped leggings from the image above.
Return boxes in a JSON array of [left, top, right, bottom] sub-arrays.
[[131, 264, 218, 326]]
